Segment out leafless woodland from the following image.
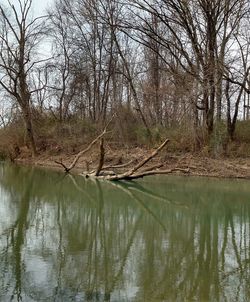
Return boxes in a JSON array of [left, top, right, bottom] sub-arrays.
[[1, 0, 250, 157]]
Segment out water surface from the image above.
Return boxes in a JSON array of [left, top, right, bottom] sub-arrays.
[[0, 163, 250, 301]]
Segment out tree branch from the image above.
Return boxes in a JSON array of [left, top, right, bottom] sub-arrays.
[[55, 115, 114, 172]]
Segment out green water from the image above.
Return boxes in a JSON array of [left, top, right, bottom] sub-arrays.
[[0, 163, 250, 302]]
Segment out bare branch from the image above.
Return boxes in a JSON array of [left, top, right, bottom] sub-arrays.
[[95, 138, 105, 176], [126, 138, 170, 176], [55, 115, 114, 172]]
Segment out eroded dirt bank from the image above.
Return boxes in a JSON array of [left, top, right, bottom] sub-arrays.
[[14, 145, 250, 179]]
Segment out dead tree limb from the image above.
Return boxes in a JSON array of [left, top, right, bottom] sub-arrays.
[[54, 159, 71, 172], [95, 138, 105, 176], [101, 159, 135, 170], [55, 116, 114, 172], [125, 139, 170, 176], [61, 134, 190, 181], [104, 167, 190, 181], [139, 163, 164, 173], [82, 138, 175, 181], [87, 159, 136, 174]]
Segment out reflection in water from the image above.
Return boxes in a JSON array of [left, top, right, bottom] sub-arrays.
[[0, 163, 250, 301]]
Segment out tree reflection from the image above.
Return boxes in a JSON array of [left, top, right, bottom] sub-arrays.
[[0, 166, 34, 301], [0, 164, 250, 301]]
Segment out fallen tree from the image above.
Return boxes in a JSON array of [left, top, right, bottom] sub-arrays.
[[85, 138, 189, 181], [55, 123, 190, 180], [55, 117, 113, 173]]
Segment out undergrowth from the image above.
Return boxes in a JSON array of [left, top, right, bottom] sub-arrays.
[[0, 111, 249, 159]]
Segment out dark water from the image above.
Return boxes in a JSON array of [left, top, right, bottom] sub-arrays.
[[0, 163, 250, 302]]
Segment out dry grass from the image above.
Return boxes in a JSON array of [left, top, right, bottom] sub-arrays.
[[0, 113, 249, 163]]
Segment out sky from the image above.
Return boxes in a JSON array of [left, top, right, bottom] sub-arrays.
[[1, 0, 54, 16], [1, 0, 55, 57]]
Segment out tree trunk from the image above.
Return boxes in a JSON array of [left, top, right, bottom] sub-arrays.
[[22, 106, 37, 157]]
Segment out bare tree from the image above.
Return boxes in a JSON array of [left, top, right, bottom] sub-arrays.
[[125, 0, 248, 136], [0, 0, 48, 156]]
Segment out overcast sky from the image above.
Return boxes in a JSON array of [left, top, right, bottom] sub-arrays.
[[1, 0, 54, 16]]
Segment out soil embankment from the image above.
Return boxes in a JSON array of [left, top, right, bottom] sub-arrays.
[[14, 146, 250, 179]]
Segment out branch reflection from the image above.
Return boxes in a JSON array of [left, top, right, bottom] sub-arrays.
[[0, 164, 250, 301]]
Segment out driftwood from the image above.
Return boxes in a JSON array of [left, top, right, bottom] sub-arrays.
[[103, 167, 190, 181], [95, 138, 105, 176], [55, 122, 190, 180], [55, 117, 113, 173], [82, 138, 190, 181], [126, 139, 170, 176], [101, 159, 135, 170], [87, 160, 135, 175], [97, 138, 170, 180]]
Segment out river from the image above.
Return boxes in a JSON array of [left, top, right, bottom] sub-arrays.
[[0, 163, 249, 301]]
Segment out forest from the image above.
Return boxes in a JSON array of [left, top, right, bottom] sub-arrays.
[[0, 0, 250, 170]]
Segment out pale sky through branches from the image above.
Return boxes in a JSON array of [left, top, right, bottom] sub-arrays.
[[1, 0, 54, 57], [1, 0, 53, 16]]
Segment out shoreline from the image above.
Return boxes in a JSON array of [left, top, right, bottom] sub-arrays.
[[12, 148, 250, 180]]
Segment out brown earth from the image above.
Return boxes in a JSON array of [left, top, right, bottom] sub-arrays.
[[14, 144, 250, 179]]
